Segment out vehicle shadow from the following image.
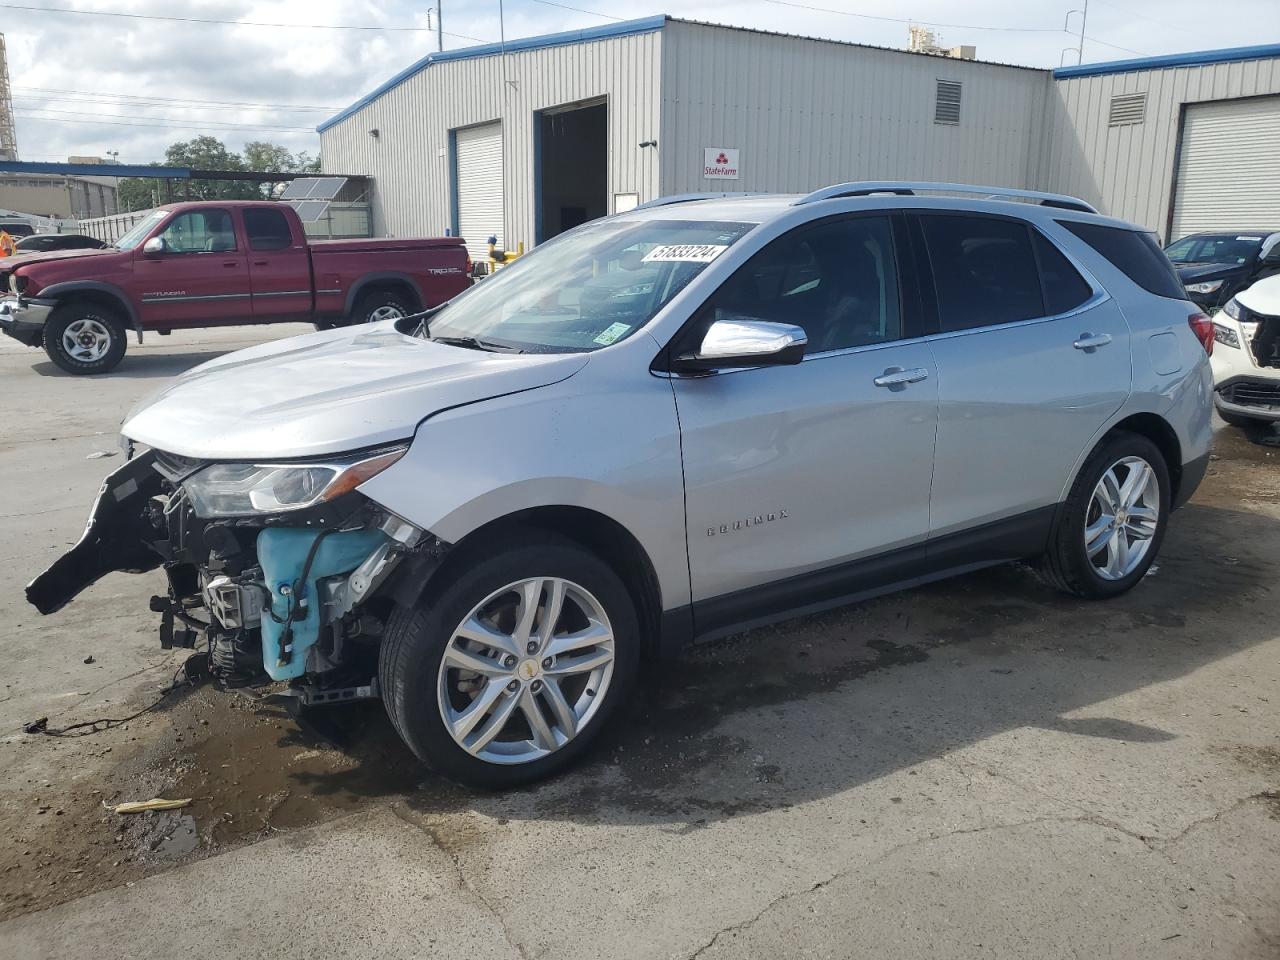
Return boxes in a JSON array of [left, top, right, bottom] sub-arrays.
[[270, 498, 1278, 829]]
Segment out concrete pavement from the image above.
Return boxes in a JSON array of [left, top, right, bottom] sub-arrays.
[[1, 325, 1277, 959]]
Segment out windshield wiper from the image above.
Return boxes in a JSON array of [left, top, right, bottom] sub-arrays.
[[430, 335, 523, 353]]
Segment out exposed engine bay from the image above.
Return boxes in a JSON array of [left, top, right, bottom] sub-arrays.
[[1251, 314, 1280, 368], [27, 448, 449, 706]]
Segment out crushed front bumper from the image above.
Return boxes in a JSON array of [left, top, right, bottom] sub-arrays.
[[0, 296, 54, 347], [27, 449, 443, 691], [1215, 377, 1280, 422]]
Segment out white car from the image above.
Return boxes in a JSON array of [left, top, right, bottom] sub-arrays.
[[1211, 274, 1280, 429]]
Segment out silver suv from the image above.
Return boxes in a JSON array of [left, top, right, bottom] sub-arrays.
[[29, 182, 1214, 787]]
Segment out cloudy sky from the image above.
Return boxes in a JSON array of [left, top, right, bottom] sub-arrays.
[[3, 0, 1274, 165]]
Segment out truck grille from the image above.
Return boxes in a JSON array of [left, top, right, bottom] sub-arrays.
[[1221, 381, 1280, 411]]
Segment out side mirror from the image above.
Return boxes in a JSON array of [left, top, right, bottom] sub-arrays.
[[673, 319, 807, 372], [142, 236, 168, 256]]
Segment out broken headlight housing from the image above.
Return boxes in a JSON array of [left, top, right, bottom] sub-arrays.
[[183, 445, 408, 518]]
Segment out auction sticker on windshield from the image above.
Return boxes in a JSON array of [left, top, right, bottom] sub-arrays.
[[593, 322, 632, 345], [642, 244, 728, 263]]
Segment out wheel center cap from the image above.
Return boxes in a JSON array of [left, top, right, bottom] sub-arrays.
[[517, 659, 540, 681], [1116, 509, 1128, 524]]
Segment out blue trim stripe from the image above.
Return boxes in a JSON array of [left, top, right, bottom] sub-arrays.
[[1054, 43, 1280, 79], [0, 160, 191, 179], [317, 15, 668, 133]]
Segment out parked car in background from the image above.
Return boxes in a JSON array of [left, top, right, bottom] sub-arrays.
[[0, 220, 36, 238], [1210, 273, 1280, 430], [0, 200, 471, 374], [13, 233, 108, 254], [1164, 230, 1280, 311], [27, 181, 1213, 787]]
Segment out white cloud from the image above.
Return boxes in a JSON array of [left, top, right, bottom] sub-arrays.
[[4, 0, 1273, 165]]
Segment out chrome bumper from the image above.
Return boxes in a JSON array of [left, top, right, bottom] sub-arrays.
[[0, 297, 55, 347]]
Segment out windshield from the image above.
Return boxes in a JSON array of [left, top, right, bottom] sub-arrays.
[[113, 210, 169, 251], [1164, 233, 1262, 266], [426, 218, 755, 353]]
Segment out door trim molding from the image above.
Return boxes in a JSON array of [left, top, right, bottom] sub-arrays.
[[689, 505, 1056, 643]]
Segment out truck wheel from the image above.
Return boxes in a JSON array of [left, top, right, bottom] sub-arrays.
[[351, 289, 413, 326], [379, 533, 639, 788], [43, 301, 128, 375]]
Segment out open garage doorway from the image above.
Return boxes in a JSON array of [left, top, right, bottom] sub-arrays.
[[536, 99, 607, 244]]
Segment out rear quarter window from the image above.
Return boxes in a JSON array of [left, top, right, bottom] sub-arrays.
[[1058, 220, 1185, 300]]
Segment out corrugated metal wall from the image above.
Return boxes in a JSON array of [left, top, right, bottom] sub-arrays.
[[659, 21, 1051, 197], [1039, 58, 1280, 236], [319, 29, 662, 249]]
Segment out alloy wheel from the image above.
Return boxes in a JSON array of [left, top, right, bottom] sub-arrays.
[[436, 577, 616, 765], [369, 305, 404, 322], [1084, 455, 1160, 580], [61, 317, 112, 363]]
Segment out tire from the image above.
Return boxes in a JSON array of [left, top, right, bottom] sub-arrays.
[[379, 533, 640, 788], [1039, 431, 1170, 600], [350, 288, 413, 326], [42, 300, 128, 375]]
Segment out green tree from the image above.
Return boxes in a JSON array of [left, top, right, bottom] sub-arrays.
[[162, 136, 256, 200]]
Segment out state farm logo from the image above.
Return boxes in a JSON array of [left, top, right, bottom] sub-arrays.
[[703, 147, 740, 180]]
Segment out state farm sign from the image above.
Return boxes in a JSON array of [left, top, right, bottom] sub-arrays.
[[703, 147, 740, 180]]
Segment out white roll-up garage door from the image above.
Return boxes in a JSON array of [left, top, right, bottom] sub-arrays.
[[454, 122, 505, 261], [1170, 95, 1280, 240]]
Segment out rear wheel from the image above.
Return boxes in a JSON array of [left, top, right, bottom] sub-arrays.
[[350, 288, 413, 326], [379, 535, 639, 788], [43, 300, 128, 375], [1039, 431, 1169, 599]]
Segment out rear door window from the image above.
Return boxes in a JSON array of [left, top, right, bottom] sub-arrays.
[[1058, 220, 1185, 300], [1032, 231, 1093, 315], [919, 214, 1044, 332], [244, 208, 294, 251]]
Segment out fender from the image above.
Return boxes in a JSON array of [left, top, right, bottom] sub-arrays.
[[344, 272, 425, 317], [35, 280, 144, 343]]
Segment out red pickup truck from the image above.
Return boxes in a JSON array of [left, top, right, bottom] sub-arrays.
[[0, 200, 471, 374]]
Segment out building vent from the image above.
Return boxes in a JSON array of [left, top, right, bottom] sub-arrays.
[[1108, 93, 1146, 127], [934, 80, 962, 125]]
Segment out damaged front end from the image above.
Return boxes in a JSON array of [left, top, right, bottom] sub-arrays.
[[27, 445, 447, 704]]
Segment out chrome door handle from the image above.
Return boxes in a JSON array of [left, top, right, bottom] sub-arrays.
[[1073, 332, 1113, 351], [873, 366, 930, 388]]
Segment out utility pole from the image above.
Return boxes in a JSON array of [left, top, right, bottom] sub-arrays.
[[437, 3, 443, 53], [1064, 1, 1089, 65]]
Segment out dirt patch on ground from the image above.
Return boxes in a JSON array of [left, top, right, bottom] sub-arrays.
[[0, 686, 428, 920]]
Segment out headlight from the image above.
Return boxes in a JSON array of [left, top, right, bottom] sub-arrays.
[[1223, 298, 1241, 319], [1212, 322, 1240, 349], [1185, 279, 1224, 295], [183, 445, 407, 518]]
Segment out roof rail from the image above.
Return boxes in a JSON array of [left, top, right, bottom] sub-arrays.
[[632, 192, 769, 211], [794, 181, 1098, 214]]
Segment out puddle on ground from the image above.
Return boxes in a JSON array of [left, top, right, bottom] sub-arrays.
[[152, 814, 198, 860]]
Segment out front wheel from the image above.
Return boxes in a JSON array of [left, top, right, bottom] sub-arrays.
[[379, 535, 639, 788], [1039, 431, 1170, 600], [43, 301, 128, 375]]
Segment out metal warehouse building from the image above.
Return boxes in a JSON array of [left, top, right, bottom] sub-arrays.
[[317, 16, 1280, 255]]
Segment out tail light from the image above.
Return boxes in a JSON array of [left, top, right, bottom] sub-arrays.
[[1188, 312, 1213, 356]]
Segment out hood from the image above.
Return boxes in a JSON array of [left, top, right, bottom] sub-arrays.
[[123, 322, 590, 460], [1173, 261, 1244, 284], [9, 246, 119, 269], [1237, 274, 1280, 318]]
